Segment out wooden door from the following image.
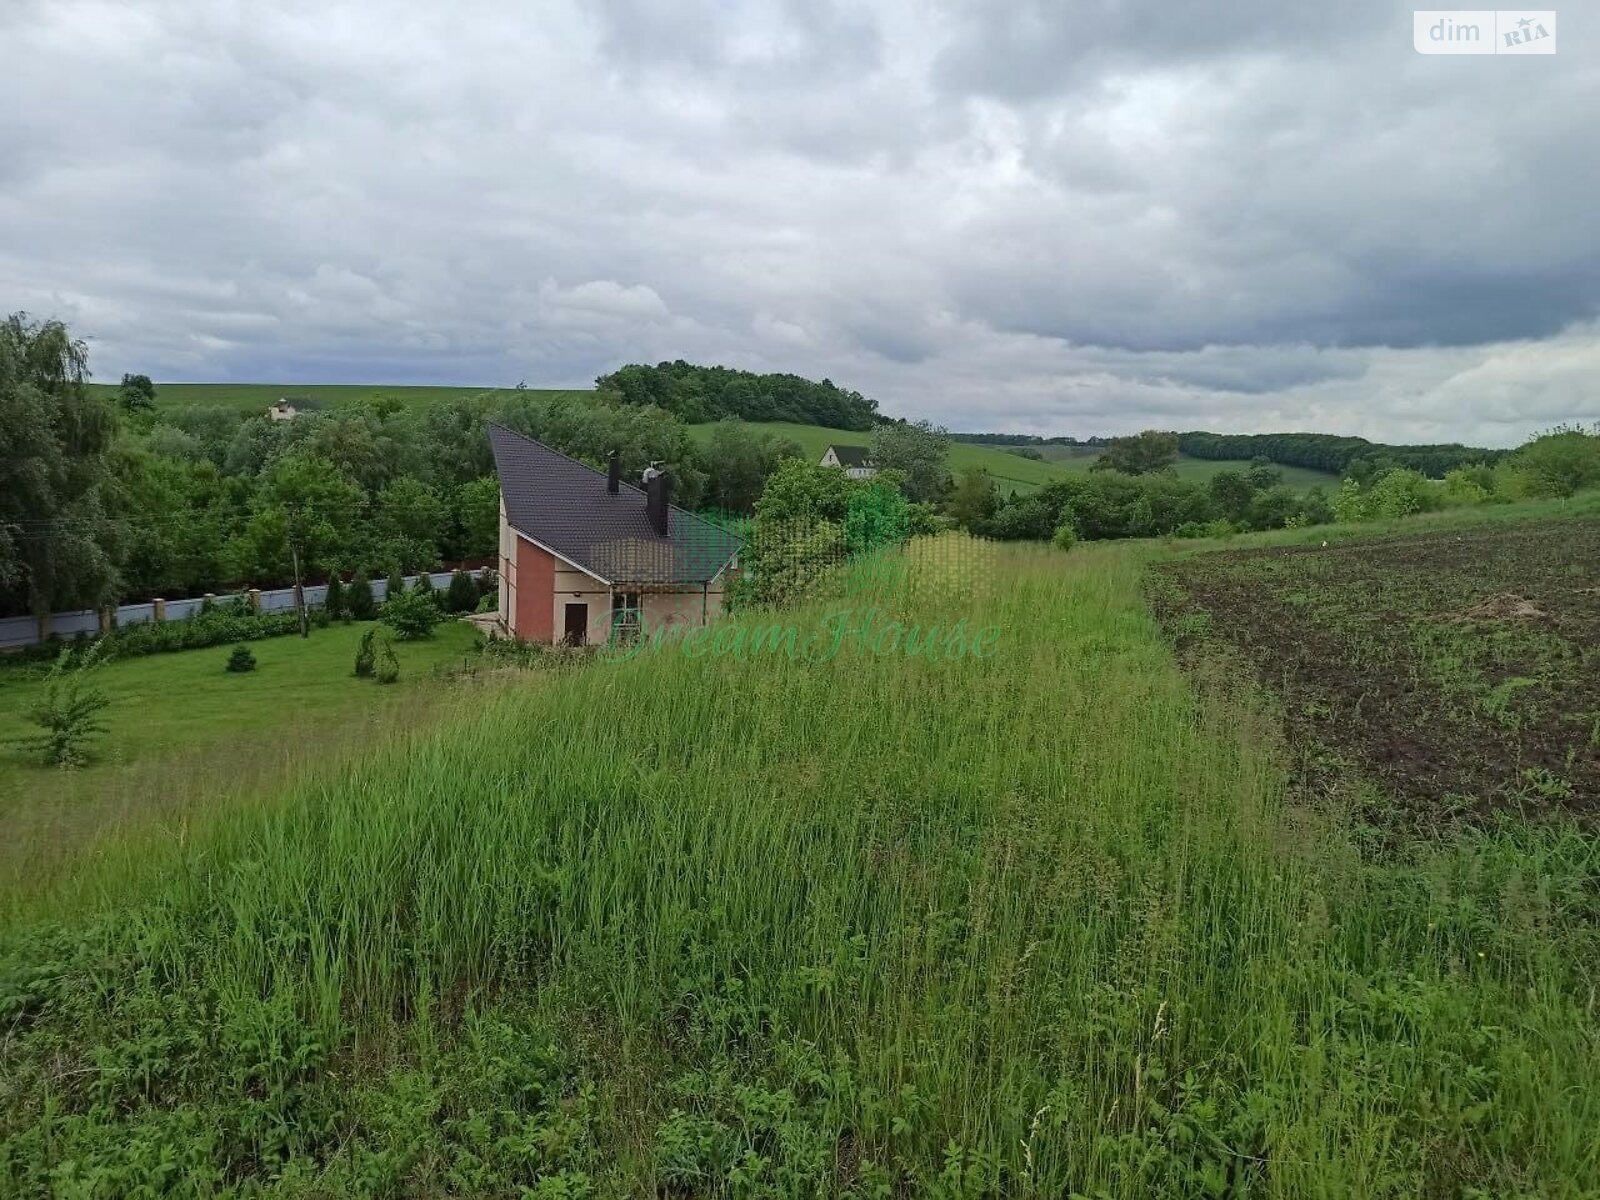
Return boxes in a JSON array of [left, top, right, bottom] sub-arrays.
[[563, 602, 588, 645]]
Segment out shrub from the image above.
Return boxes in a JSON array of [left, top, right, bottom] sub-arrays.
[[324, 574, 347, 620], [844, 480, 912, 555], [741, 519, 848, 607], [1298, 486, 1335, 526], [1051, 524, 1078, 552], [382, 588, 440, 640], [446, 570, 478, 614], [347, 574, 377, 621], [353, 628, 378, 678], [95, 609, 309, 659], [20, 647, 110, 768], [1246, 484, 1304, 531], [1366, 469, 1441, 519], [385, 570, 407, 605], [1176, 518, 1238, 539], [475, 592, 497, 614], [225, 645, 257, 673], [374, 637, 400, 685], [1506, 425, 1600, 498], [1332, 478, 1368, 523], [413, 572, 438, 605]]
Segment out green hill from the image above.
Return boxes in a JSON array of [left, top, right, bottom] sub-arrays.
[[686, 419, 1076, 493], [704, 422, 1339, 493]]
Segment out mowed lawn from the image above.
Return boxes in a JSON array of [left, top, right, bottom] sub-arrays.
[[0, 619, 479, 776], [0, 619, 482, 901]]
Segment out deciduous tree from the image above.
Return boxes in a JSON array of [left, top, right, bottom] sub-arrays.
[[117, 373, 156, 413], [871, 420, 951, 503], [0, 313, 126, 616], [945, 467, 999, 531], [1507, 425, 1600, 498], [452, 477, 501, 560], [1091, 430, 1179, 476]]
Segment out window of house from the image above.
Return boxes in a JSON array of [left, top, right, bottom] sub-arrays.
[[611, 591, 642, 641]]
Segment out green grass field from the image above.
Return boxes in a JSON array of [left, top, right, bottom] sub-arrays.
[[696, 423, 1338, 493], [1006, 444, 1339, 487], [0, 620, 480, 897], [1, 527, 1595, 1195], [690, 420, 1078, 493], [0, 619, 479, 772]]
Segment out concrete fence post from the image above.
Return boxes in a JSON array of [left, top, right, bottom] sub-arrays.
[[152, 597, 166, 623], [202, 593, 215, 611], [38, 611, 52, 643], [248, 589, 262, 612], [98, 607, 114, 634]]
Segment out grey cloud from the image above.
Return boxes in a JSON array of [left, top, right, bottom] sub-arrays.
[[931, 0, 1399, 101], [0, 0, 1595, 445], [589, 0, 882, 83]]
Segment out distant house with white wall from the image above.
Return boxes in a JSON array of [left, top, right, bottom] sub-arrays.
[[820, 444, 877, 479], [488, 423, 741, 645], [267, 398, 299, 421]]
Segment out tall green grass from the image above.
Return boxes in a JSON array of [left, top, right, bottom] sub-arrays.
[[2, 541, 1596, 1196]]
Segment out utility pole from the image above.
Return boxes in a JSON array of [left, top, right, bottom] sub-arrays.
[[285, 504, 310, 639]]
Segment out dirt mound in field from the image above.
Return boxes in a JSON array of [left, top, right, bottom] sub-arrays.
[[1447, 592, 1547, 622]]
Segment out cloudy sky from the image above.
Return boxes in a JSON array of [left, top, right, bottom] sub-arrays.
[[2, 0, 1595, 444]]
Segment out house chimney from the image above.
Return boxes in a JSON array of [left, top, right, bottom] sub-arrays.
[[607, 449, 620, 494], [643, 464, 669, 535]]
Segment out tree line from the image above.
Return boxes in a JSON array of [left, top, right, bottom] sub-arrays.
[[951, 461, 1333, 543], [948, 427, 1598, 545], [1175, 431, 1507, 479], [595, 361, 880, 429], [951, 433, 1111, 446], [952, 429, 1508, 479], [1, 317, 810, 618]]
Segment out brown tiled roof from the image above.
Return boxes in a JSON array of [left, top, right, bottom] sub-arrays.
[[488, 422, 740, 585]]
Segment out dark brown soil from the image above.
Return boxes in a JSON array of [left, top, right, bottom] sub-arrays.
[[1151, 517, 1600, 823]]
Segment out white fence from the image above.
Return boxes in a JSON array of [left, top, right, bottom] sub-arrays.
[[0, 572, 467, 651]]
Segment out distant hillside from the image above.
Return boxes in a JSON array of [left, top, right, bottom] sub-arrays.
[[952, 432, 1112, 447], [684, 420, 1071, 493], [114, 384, 1339, 491], [90, 382, 518, 415], [684, 421, 1339, 494], [955, 429, 1505, 480]]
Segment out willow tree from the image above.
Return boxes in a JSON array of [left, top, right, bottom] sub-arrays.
[[0, 314, 125, 616]]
